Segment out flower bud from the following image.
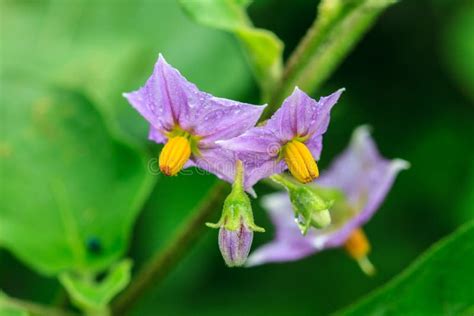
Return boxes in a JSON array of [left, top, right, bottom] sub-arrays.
[[207, 161, 264, 267], [270, 174, 332, 235], [218, 222, 253, 267], [289, 185, 332, 234]]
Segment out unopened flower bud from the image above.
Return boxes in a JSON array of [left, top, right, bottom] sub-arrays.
[[207, 161, 264, 267], [289, 185, 332, 234], [218, 222, 253, 267], [270, 174, 332, 234]]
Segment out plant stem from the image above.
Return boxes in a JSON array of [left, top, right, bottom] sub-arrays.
[[1, 296, 78, 316], [262, 0, 395, 118], [111, 182, 229, 315]]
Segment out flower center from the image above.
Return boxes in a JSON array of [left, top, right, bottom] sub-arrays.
[[344, 228, 375, 276], [282, 140, 319, 183], [159, 136, 191, 176]]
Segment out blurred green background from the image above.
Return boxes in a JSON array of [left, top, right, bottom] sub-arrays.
[[1, 0, 473, 315]]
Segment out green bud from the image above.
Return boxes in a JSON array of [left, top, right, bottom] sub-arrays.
[[207, 161, 264, 267], [270, 174, 333, 235]]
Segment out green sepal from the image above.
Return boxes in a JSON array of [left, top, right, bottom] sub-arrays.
[[207, 161, 264, 233], [270, 174, 333, 232], [165, 126, 201, 156]]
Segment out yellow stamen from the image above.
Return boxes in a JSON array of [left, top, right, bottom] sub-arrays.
[[283, 140, 319, 183], [344, 228, 376, 276], [159, 136, 191, 176]]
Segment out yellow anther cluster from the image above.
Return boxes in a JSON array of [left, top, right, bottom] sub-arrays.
[[344, 228, 371, 259], [283, 140, 319, 183], [344, 228, 376, 276], [159, 136, 191, 176]]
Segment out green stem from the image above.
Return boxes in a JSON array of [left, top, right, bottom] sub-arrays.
[[262, 0, 395, 118], [111, 182, 229, 315], [269, 174, 298, 191], [1, 296, 78, 316], [232, 160, 245, 193]]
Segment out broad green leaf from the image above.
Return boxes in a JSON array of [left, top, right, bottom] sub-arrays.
[[235, 28, 283, 97], [179, 0, 251, 29], [179, 0, 283, 99], [0, 78, 155, 276], [59, 259, 132, 311], [336, 221, 474, 316]]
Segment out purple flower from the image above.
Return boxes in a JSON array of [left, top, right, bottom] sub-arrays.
[[124, 54, 265, 182], [246, 126, 409, 268], [219, 87, 344, 189]]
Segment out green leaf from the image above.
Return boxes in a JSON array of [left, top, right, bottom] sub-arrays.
[[443, 2, 474, 102], [0, 78, 155, 276], [59, 259, 132, 311], [0, 293, 29, 316], [1, 0, 254, 143], [336, 221, 474, 316], [179, 0, 251, 28], [0, 306, 29, 316], [0, 310, 29, 316], [179, 0, 283, 99]]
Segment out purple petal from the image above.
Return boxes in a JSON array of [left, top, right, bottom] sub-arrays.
[[245, 240, 316, 266], [124, 54, 200, 136], [246, 193, 318, 266], [308, 89, 345, 136], [191, 146, 237, 184], [219, 224, 253, 267], [218, 127, 282, 155], [125, 54, 265, 150], [190, 97, 265, 145], [305, 134, 323, 161], [220, 88, 343, 187], [241, 153, 287, 189], [218, 128, 287, 188], [315, 126, 409, 247], [248, 126, 409, 266], [266, 87, 344, 142], [148, 126, 166, 144]]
